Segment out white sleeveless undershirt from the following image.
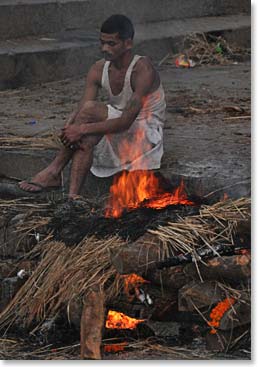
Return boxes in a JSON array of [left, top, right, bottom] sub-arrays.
[[91, 55, 166, 177], [101, 54, 142, 111]]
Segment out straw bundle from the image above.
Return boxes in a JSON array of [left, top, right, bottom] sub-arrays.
[[148, 197, 250, 256], [0, 236, 126, 332]]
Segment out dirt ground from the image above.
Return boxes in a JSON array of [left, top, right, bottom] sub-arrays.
[[0, 59, 251, 199]]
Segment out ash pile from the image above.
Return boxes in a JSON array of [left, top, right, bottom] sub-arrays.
[[0, 175, 251, 360]]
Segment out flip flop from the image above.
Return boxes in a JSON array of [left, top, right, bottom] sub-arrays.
[[18, 181, 63, 194]]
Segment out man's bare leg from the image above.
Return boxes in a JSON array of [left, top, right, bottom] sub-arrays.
[[67, 101, 108, 199], [19, 147, 73, 192], [68, 136, 101, 199], [19, 101, 108, 194]]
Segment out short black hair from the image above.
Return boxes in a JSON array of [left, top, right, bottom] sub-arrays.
[[101, 14, 134, 40]]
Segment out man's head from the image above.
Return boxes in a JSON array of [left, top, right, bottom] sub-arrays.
[[100, 14, 134, 61]]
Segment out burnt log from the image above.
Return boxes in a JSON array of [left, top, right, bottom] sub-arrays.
[[108, 285, 178, 322], [0, 213, 36, 258], [178, 281, 225, 312], [183, 253, 251, 283], [146, 265, 192, 290], [219, 296, 251, 331], [0, 261, 16, 280], [233, 218, 251, 247], [0, 260, 37, 280], [205, 325, 250, 352], [110, 233, 163, 275], [0, 276, 27, 312], [80, 289, 105, 360]]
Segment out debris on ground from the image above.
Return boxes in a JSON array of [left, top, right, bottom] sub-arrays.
[[159, 33, 250, 67]]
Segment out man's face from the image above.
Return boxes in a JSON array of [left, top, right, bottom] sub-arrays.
[[100, 32, 132, 61]]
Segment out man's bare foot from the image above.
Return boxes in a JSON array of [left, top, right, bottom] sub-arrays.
[[19, 169, 62, 193]]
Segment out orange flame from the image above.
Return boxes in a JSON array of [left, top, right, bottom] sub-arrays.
[[105, 310, 145, 329], [105, 175, 194, 218], [105, 103, 194, 218], [122, 273, 149, 301], [103, 342, 128, 353], [207, 297, 236, 334]]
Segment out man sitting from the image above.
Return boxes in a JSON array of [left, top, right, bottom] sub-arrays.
[[19, 14, 166, 199]]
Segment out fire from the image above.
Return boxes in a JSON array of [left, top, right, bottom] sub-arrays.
[[105, 310, 145, 329], [103, 342, 128, 353], [105, 101, 194, 218], [105, 174, 194, 218], [122, 273, 149, 301]]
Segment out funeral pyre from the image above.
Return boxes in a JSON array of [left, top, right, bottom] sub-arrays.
[[0, 170, 251, 360]]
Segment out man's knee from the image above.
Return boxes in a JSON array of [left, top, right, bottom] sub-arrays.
[[80, 136, 101, 150], [77, 101, 107, 123]]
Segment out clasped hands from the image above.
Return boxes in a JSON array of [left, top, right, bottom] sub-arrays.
[[60, 124, 85, 150]]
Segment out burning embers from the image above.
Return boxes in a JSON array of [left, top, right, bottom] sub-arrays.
[[105, 173, 194, 218], [123, 273, 150, 302], [105, 310, 145, 330], [105, 274, 148, 331]]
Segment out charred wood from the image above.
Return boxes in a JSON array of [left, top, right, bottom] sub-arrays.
[[183, 253, 251, 283], [110, 233, 163, 275], [50, 200, 200, 245], [0, 276, 27, 312], [178, 281, 225, 312], [145, 265, 191, 290], [205, 325, 250, 352], [219, 295, 251, 331], [107, 285, 178, 322], [80, 289, 105, 360]]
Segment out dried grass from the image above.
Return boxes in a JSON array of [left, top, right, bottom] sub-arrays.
[[0, 337, 214, 360], [0, 236, 126, 332], [0, 197, 250, 334], [0, 133, 62, 150], [164, 32, 250, 67], [148, 197, 250, 256]]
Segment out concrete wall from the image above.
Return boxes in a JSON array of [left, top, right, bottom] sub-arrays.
[[0, 0, 251, 40]]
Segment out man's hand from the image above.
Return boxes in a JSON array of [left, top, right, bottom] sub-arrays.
[[60, 124, 84, 148]]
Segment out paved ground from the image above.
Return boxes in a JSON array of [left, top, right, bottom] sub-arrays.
[[0, 58, 251, 200]]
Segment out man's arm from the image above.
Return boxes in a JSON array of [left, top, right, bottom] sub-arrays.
[[89, 58, 156, 134], [78, 58, 156, 136], [65, 61, 102, 125]]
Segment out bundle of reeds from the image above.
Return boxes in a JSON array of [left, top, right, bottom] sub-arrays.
[[0, 236, 126, 332], [148, 197, 250, 256]]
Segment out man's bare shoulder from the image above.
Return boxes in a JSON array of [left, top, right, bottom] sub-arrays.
[[132, 56, 160, 92], [94, 59, 106, 69], [87, 59, 105, 84], [134, 56, 156, 74]]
